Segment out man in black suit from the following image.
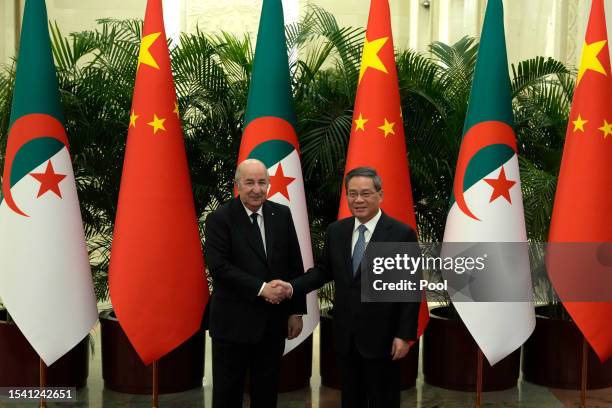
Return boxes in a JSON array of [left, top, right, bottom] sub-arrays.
[[204, 158, 306, 408], [275, 166, 420, 408]]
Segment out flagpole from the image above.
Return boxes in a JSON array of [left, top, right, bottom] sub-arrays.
[[580, 336, 588, 408], [152, 360, 159, 408], [14, 0, 21, 52], [475, 348, 483, 408], [39, 357, 47, 408]]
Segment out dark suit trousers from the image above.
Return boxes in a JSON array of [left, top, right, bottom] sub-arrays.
[[212, 321, 285, 408], [338, 341, 401, 408]]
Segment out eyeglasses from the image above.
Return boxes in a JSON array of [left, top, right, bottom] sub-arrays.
[[347, 190, 378, 199]]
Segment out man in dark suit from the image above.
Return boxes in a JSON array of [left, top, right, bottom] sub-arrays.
[[204, 158, 306, 408], [275, 166, 420, 408]]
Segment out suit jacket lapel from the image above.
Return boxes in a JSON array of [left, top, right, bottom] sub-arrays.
[[340, 217, 356, 283], [369, 212, 392, 243], [262, 202, 275, 267], [232, 198, 267, 264]]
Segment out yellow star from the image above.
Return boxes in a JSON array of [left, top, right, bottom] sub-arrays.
[[572, 114, 588, 132], [354, 113, 368, 131], [577, 40, 607, 84], [147, 114, 166, 134], [173, 102, 180, 117], [378, 118, 395, 137], [359, 36, 389, 83], [598, 119, 612, 138], [138, 32, 161, 70], [129, 110, 139, 128]]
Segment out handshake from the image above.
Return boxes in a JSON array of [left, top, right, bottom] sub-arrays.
[[260, 279, 293, 304]]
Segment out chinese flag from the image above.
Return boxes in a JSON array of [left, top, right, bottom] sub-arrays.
[[109, 0, 208, 364], [548, 0, 612, 361], [339, 0, 428, 339]]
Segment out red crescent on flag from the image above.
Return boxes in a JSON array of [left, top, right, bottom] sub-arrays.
[[238, 116, 300, 164], [2, 114, 69, 217], [236, 116, 301, 197], [453, 121, 517, 221]]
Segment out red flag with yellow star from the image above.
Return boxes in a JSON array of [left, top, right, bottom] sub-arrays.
[[108, 0, 208, 364], [548, 0, 612, 361], [339, 0, 428, 339]]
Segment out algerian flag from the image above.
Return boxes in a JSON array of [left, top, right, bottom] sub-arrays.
[[238, 0, 318, 354], [442, 0, 535, 365], [0, 0, 97, 366]]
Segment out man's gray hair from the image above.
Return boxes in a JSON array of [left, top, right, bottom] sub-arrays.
[[234, 158, 269, 184], [344, 166, 382, 191]]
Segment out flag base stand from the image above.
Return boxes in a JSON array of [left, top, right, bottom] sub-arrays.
[[475, 349, 483, 408], [152, 360, 159, 408], [580, 336, 588, 408], [39, 358, 47, 408]]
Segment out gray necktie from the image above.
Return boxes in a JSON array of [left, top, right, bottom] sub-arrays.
[[352, 224, 368, 276]]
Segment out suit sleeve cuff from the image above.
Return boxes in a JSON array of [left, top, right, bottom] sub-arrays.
[[257, 282, 266, 297]]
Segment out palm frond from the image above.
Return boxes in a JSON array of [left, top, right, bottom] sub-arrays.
[[511, 56, 570, 97]]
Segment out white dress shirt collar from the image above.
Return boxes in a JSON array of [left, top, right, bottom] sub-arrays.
[[353, 209, 382, 233], [242, 203, 264, 218]]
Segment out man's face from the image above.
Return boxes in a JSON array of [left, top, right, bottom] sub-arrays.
[[237, 162, 269, 212], [346, 176, 383, 223]]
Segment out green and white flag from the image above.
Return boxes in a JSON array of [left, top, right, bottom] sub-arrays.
[[0, 0, 97, 365], [442, 0, 535, 365], [238, 0, 318, 354]]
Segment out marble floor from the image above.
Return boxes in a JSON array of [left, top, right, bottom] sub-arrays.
[[5, 325, 612, 408]]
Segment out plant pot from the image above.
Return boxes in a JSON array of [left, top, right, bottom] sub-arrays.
[[319, 307, 418, 390], [522, 305, 612, 389], [100, 310, 204, 394], [278, 334, 313, 392], [423, 306, 520, 391], [0, 309, 89, 388]]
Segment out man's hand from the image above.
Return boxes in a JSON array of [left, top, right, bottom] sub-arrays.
[[269, 279, 293, 298], [287, 315, 303, 339], [260, 280, 292, 304], [260, 282, 286, 304], [391, 337, 411, 361]]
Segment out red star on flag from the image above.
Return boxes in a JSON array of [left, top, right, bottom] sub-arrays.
[[267, 163, 295, 200], [30, 161, 66, 198], [484, 166, 516, 203]]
